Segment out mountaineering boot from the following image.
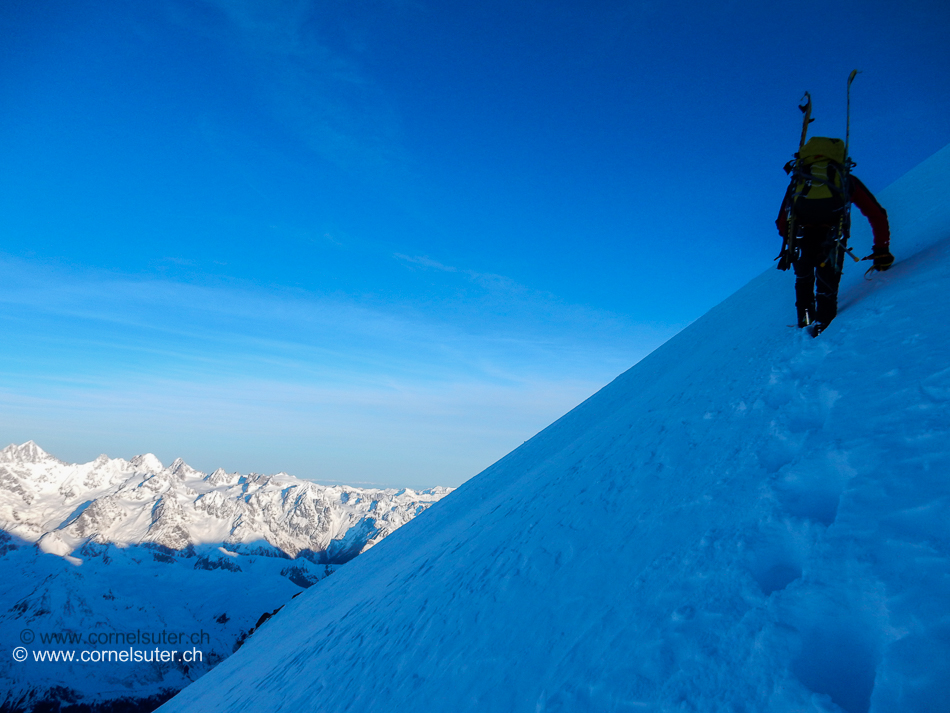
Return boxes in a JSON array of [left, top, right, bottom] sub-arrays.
[[809, 322, 826, 337]]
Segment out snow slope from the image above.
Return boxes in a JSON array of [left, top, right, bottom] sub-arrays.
[[160, 143, 950, 713]]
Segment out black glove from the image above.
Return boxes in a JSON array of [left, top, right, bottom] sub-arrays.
[[865, 249, 894, 272]]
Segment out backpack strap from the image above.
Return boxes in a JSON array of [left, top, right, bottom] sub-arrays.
[[790, 160, 847, 203]]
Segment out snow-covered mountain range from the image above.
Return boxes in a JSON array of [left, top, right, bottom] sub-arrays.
[[157, 143, 950, 713], [0, 443, 452, 712], [0, 441, 450, 562]]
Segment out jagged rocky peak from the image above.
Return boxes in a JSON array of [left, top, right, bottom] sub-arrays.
[[128, 453, 164, 474], [207, 468, 238, 486], [1, 440, 61, 464], [169, 457, 201, 479]]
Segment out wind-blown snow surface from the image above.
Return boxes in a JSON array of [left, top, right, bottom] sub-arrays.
[[161, 144, 950, 713]]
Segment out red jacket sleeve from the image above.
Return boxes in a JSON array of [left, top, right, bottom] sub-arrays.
[[849, 176, 890, 252]]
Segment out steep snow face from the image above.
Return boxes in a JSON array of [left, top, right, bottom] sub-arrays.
[[160, 143, 950, 713], [0, 445, 451, 560]]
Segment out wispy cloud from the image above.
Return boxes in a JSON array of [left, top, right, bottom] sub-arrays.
[[0, 367, 593, 486], [0, 256, 637, 384], [390, 251, 673, 348], [393, 254, 458, 272], [0, 256, 679, 486]]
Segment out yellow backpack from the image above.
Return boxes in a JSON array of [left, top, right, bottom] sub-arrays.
[[786, 136, 849, 224], [796, 137, 846, 197]]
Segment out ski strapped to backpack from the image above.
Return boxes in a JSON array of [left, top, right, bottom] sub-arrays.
[[776, 71, 863, 272], [776, 92, 812, 271], [831, 69, 863, 270]]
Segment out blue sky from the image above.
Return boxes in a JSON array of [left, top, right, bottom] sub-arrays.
[[1, 0, 948, 487]]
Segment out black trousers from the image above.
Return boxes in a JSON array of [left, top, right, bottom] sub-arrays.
[[792, 229, 845, 327]]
